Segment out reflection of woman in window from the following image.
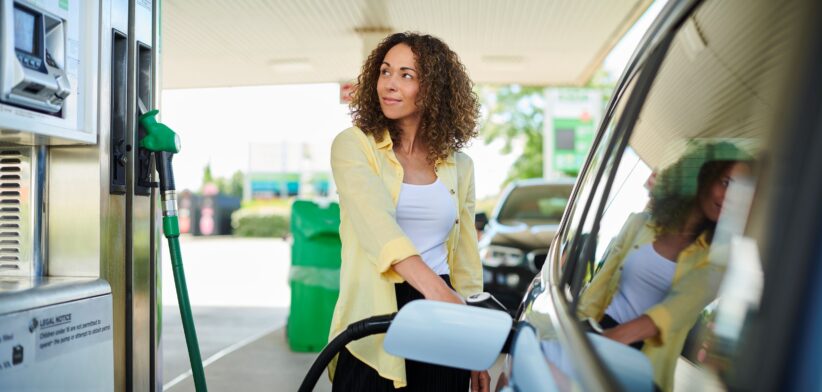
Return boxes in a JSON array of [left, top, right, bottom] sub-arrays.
[[577, 142, 750, 391]]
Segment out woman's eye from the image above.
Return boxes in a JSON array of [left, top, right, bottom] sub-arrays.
[[380, 69, 390, 76], [402, 73, 413, 79], [721, 179, 730, 187]]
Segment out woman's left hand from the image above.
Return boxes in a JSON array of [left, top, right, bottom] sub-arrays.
[[602, 315, 659, 345], [471, 370, 490, 392]]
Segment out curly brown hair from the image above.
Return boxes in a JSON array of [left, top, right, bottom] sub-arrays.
[[649, 141, 752, 239], [350, 32, 480, 163]]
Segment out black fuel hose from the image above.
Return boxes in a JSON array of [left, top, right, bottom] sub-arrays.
[[298, 313, 396, 392], [155, 151, 175, 192]]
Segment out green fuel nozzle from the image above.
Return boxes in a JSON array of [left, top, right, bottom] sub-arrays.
[[138, 109, 179, 194], [139, 109, 180, 154]]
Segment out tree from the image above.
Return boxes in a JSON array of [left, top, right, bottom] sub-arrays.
[[222, 170, 244, 198], [479, 85, 545, 184], [201, 163, 214, 192], [200, 164, 244, 198]]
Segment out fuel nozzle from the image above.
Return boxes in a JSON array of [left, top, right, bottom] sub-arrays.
[[139, 109, 181, 154], [137, 105, 180, 216]]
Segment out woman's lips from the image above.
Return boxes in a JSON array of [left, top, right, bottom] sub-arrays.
[[381, 97, 401, 105]]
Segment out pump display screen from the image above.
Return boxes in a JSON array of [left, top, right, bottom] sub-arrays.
[[14, 7, 37, 54]]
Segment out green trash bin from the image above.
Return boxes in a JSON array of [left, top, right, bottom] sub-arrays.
[[287, 199, 341, 352]]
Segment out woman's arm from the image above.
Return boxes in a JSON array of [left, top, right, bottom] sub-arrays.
[[393, 255, 464, 304], [331, 129, 419, 283], [602, 315, 659, 345]]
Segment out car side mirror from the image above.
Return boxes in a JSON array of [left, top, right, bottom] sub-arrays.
[[475, 212, 489, 232]]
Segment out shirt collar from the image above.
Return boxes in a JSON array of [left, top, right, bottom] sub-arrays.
[[376, 129, 457, 165], [375, 129, 393, 150]]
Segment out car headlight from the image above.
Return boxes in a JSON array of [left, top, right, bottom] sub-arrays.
[[481, 245, 524, 267]]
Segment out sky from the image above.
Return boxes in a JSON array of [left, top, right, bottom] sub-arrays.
[[160, 1, 666, 199]]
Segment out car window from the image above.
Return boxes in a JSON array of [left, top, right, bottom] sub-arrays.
[[497, 185, 572, 225], [569, 0, 809, 390], [551, 73, 640, 289], [519, 70, 648, 391]]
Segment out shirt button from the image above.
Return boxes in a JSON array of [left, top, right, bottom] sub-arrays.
[[450, 189, 455, 195], [455, 219, 459, 224]]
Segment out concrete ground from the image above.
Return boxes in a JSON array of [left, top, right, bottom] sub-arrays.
[[160, 236, 501, 392], [160, 236, 330, 391]]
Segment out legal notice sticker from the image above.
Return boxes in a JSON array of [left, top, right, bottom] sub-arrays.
[[0, 295, 112, 371]]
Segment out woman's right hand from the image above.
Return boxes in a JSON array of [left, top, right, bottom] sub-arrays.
[[427, 285, 465, 305], [393, 255, 465, 305]]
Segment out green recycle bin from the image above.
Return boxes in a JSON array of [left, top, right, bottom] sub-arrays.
[[287, 199, 341, 352]]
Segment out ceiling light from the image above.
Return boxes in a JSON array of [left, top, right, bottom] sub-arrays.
[[482, 55, 526, 71], [268, 58, 313, 73]]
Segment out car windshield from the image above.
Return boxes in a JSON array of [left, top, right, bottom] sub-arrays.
[[497, 184, 572, 224]]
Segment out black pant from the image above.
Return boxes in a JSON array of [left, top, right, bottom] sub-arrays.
[[332, 275, 470, 391]]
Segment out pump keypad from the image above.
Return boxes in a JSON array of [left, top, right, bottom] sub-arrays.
[[16, 53, 43, 72]]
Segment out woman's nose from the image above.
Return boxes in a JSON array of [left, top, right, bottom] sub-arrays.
[[385, 77, 397, 91]]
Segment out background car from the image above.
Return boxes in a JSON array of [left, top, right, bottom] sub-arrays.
[[478, 178, 574, 313]]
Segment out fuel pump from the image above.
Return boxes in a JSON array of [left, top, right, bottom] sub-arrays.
[[0, 0, 163, 390], [138, 105, 207, 392]]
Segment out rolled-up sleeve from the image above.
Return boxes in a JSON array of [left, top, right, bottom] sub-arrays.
[[450, 154, 483, 296], [331, 129, 418, 282], [644, 260, 721, 347]]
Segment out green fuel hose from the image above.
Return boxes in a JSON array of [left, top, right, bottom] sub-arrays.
[[139, 107, 208, 392], [164, 216, 207, 392]]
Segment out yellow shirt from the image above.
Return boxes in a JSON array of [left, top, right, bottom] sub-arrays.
[[577, 212, 722, 391], [327, 127, 483, 388]]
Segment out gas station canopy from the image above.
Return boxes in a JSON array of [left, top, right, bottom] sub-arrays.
[[162, 0, 653, 89]]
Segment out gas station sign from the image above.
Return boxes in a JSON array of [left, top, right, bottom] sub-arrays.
[[544, 88, 605, 177]]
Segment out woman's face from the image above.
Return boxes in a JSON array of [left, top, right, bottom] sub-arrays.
[[377, 43, 420, 123], [699, 162, 749, 222]]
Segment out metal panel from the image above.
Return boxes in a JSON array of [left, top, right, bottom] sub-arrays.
[[108, 0, 130, 390], [46, 0, 131, 389], [127, 0, 156, 390], [0, 147, 39, 278], [0, 278, 113, 391]]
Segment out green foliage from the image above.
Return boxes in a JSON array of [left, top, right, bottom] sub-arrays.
[[201, 163, 214, 189], [214, 170, 244, 198], [200, 164, 245, 198], [232, 208, 290, 238], [479, 85, 546, 185]]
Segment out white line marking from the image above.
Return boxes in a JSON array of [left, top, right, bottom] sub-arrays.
[[163, 321, 286, 391]]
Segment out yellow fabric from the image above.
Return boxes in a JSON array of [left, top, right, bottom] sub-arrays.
[[327, 127, 483, 388], [577, 212, 720, 391]]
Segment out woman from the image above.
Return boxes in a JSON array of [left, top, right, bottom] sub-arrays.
[[328, 32, 490, 391], [577, 142, 751, 391]]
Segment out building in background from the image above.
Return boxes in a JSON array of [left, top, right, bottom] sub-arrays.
[[246, 142, 331, 200]]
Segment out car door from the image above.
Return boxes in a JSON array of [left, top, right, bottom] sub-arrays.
[[509, 0, 822, 391]]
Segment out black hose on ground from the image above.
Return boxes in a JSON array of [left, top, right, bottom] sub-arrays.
[[298, 313, 396, 392]]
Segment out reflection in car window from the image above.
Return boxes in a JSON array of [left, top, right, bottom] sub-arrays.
[[564, 0, 809, 391], [577, 141, 754, 390]]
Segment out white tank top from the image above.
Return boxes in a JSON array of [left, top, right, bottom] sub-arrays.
[[604, 243, 677, 324], [395, 179, 457, 275]]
